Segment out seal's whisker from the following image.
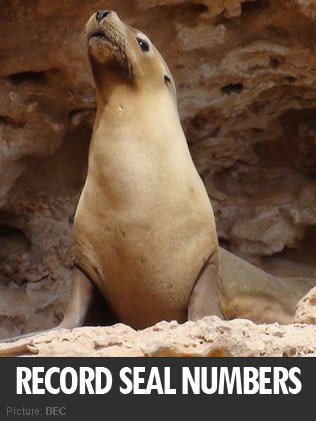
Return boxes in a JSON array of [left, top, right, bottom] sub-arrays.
[[80, 25, 89, 45]]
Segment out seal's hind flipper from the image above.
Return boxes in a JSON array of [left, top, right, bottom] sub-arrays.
[[219, 247, 316, 324]]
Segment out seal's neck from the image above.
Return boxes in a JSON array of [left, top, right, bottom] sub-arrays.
[[95, 84, 181, 136]]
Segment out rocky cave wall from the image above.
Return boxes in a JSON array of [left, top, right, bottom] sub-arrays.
[[1, 0, 316, 338]]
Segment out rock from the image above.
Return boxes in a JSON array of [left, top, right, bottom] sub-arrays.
[[1, 0, 316, 338], [295, 286, 316, 324], [1, 317, 316, 357]]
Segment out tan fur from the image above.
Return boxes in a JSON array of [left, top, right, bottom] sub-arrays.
[[74, 11, 219, 329]]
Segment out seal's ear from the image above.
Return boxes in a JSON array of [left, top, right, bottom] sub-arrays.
[[164, 75, 171, 84], [164, 74, 175, 99]]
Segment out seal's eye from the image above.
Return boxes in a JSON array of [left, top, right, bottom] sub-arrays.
[[164, 75, 171, 84], [137, 37, 150, 52]]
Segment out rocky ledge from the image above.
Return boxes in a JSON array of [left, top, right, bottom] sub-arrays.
[[1, 316, 316, 357]]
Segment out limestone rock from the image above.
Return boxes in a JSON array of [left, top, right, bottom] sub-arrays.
[[295, 286, 316, 324], [1, 317, 316, 357]]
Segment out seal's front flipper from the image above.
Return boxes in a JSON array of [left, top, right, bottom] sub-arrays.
[[0, 343, 39, 357], [188, 261, 223, 321], [58, 265, 95, 329], [0, 266, 95, 345]]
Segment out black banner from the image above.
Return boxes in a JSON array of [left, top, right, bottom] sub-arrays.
[[0, 358, 312, 419]]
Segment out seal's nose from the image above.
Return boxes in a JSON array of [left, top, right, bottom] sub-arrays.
[[95, 10, 111, 23]]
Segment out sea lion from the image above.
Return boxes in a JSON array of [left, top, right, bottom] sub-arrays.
[[58, 10, 315, 330], [64, 10, 221, 329], [1, 11, 315, 347]]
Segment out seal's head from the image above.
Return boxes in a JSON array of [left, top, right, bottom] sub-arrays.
[[83, 10, 176, 100]]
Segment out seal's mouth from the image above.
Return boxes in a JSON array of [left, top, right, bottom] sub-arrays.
[[87, 30, 111, 41], [83, 18, 133, 77], [88, 30, 115, 46]]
